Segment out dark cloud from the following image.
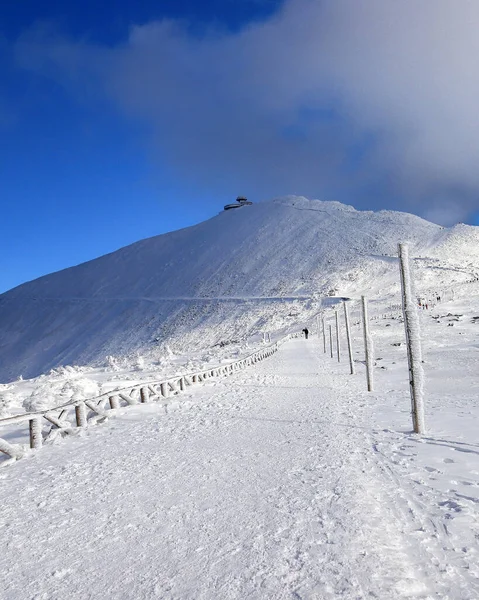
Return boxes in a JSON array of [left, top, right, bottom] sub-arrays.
[[14, 0, 479, 224]]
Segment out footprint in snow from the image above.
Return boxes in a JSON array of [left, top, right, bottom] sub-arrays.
[[424, 466, 442, 474]]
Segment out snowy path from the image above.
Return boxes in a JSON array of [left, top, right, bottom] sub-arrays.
[[1, 339, 477, 599]]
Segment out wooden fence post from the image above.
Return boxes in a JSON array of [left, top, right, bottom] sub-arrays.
[[75, 402, 87, 427], [361, 296, 374, 391], [329, 325, 333, 358], [29, 417, 43, 449], [343, 301, 355, 375], [109, 395, 120, 409], [140, 387, 150, 403], [398, 243, 425, 434]]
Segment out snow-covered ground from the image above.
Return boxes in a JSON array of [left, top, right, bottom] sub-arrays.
[[0, 330, 279, 418], [1, 198, 479, 597], [1, 277, 479, 598]]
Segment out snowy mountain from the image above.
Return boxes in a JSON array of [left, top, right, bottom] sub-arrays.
[[1, 196, 478, 382], [3, 197, 479, 597]]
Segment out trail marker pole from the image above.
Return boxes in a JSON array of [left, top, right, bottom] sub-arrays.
[[361, 296, 374, 391], [335, 310, 340, 362], [398, 243, 425, 434], [343, 301, 355, 375], [322, 317, 326, 353], [329, 325, 333, 358]]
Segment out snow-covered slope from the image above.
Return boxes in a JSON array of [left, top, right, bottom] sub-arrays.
[[0, 196, 477, 381]]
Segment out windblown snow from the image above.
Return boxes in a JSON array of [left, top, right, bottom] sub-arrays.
[[1, 196, 479, 598]]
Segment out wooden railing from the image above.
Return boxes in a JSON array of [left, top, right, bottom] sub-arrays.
[[0, 332, 300, 468]]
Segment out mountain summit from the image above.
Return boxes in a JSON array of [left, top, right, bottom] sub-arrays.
[[1, 197, 477, 380]]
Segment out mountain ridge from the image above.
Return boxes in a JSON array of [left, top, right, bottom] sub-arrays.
[[1, 196, 477, 381]]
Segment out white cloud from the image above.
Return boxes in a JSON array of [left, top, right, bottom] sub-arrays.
[[14, 0, 479, 223]]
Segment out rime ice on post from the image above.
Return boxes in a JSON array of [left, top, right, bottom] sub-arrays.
[[343, 301, 355, 375], [361, 296, 374, 392], [335, 310, 341, 362], [322, 316, 326, 353], [0, 437, 24, 460], [398, 243, 425, 434]]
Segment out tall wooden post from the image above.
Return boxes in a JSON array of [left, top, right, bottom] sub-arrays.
[[329, 325, 333, 358], [335, 310, 341, 362], [361, 296, 374, 391], [398, 243, 425, 434], [322, 317, 326, 353], [343, 301, 355, 375]]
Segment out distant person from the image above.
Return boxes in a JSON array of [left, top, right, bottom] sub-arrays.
[[302, 328, 309, 339]]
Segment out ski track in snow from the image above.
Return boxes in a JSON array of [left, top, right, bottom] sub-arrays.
[[1, 339, 477, 599]]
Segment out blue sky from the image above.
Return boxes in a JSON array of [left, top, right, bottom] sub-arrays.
[[2, 0, 479, 293], [1, 1, 282, 293]]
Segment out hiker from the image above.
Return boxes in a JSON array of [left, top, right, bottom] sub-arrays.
[[302, 328, 309, 339]]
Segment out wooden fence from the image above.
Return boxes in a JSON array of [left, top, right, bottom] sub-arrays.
[[0, 332, 301, 468]]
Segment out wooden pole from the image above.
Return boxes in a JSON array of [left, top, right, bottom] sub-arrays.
[[140, 387, 150, 403], [398, 243, 425, 434], [343, 301, 355, 375], [329, 325, 333, 358], [322, 317, 326, 353], [109, 395, 120, 409], [29, 417, 43, 449], [0, 437, 24, 459], [335, 310, 341, 362], [361, 296, 374, 391], [75, 402, 87, 427]]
